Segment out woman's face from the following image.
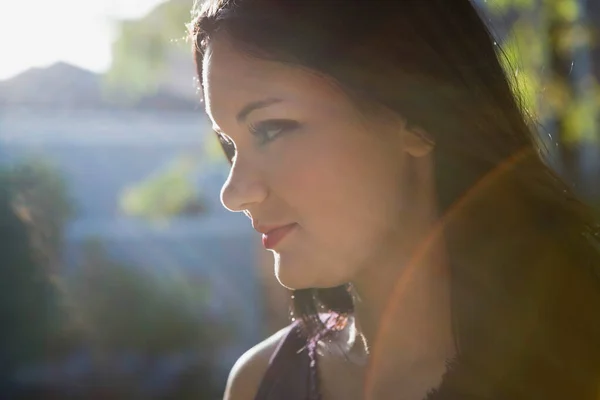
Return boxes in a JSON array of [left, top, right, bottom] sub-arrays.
[[202, 35, 429, 290]]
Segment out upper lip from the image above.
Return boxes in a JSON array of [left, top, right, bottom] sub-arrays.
[[253, 222, 295, 235]]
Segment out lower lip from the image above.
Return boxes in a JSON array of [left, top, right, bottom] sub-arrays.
[[262, 224, 297, 249]]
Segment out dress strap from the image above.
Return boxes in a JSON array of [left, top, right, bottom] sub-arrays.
[[253, 321, 320, 400]]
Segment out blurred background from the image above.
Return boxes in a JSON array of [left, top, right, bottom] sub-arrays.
[[0, 0, 598, 399]]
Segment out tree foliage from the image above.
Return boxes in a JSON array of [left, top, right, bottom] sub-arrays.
[[119, 153, 207, 220], [104, 0, 193, 99], [485, 0, 597, 129], [63, 238, 230, 355], [0, 167, 67, 387], [483, 0, 599, 195], [0, 157, 75, 273]]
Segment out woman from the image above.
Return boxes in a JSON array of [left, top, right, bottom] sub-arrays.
[[189, 1, 600, 399]]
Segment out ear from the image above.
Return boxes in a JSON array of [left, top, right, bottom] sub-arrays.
[[403, 125, 435, 158]]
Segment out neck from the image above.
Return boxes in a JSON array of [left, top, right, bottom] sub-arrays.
[[350, 217, 455, 398], [353, 236, 454, 360]]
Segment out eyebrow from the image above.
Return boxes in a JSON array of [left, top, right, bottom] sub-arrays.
[[236, 98, 283, 123]]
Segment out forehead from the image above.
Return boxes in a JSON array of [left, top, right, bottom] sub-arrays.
[[201, 35, 347, 125]]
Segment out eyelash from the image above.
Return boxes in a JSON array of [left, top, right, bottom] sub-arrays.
[[248, 119, 300, 145], [217, 133, 236, 162]]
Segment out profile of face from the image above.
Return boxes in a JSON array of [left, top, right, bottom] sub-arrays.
[[203, 35, 434, 290]]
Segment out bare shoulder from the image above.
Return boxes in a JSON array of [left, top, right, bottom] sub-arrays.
[[223, 325, 293, 400]]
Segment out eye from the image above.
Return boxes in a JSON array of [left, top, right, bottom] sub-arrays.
[[249, 119, 300, 145]]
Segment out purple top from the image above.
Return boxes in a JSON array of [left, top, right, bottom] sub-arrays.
[[252, 321, 465, 400]]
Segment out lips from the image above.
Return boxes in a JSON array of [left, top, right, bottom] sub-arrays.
[[261, 223, 297, 250]]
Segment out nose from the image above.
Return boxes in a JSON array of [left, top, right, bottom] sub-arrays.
[[220, 156, 268, 213]]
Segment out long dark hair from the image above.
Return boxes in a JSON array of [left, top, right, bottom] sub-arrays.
[[190, 1, 600, 398]]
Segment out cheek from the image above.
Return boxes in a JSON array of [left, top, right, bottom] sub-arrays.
[[272, 133, 359, 210], [275, 132, 403, 253]]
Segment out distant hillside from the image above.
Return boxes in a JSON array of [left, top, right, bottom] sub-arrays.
[[0, 62, 199, 112]]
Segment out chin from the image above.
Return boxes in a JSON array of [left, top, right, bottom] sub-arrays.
[[273, 258, 311, 290], [273, 252, 351, 291]]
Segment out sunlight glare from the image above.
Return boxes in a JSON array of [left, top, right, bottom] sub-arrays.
[[0, 0, 168, 80]]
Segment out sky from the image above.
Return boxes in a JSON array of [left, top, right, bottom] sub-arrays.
[[0, 0, 169, 80]]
